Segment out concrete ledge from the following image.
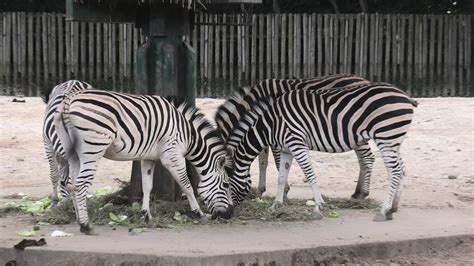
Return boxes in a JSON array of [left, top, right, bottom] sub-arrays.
[[1, 234, 472, 265]]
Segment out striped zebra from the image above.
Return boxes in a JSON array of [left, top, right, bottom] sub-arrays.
[[53, 90, 233, 234], [215, 74, 371, 198], [226, 83, 417, 221], [42, 80, 93, 206]]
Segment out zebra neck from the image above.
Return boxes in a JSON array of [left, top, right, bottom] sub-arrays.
[[185, 133, 222, 176], [233, 126, 269, 174]]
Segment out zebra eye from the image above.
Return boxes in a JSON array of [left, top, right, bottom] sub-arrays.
[[218, 156, 225, 168], [223, 182, 229, 189]]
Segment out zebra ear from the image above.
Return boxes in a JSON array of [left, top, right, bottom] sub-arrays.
[[224, 147, 235, 168]]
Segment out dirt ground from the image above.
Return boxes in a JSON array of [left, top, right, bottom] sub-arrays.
[[1, 96, 473, 211]]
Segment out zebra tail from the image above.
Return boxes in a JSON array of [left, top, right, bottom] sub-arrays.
[[53, 99, 76, 161]]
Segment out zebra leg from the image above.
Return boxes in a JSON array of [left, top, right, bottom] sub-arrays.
[[257, 147, 269, 196], [288, 143, 325, 220], [45, 143, 61, 206], [373, 141, 404, 222], [160, 152, 207, 222], [352, 143, 375, 199], [271, 147, 291, 199], [140, 160, 156, 225], [269, 152, 293, 211]]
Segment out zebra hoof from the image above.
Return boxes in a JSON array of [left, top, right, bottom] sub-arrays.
[[312, 211, 323, 220], [269, 202, 282, 212], [51, 198, 59, 207], [351, 192, 369, 199], [373, 212, 393, 222], [199, 214, 209, 224], [257, 187, 266, 196], [141, 210, 152, 225], [80, 224, 97, 235]]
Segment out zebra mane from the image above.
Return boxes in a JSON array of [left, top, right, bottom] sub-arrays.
[[177, 101, 227, 151], [227, 96, 275, 149], [214, 86, 253, 139]]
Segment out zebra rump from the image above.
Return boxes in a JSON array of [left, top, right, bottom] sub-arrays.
[[227, 82, 417, 222], [42, 80, 93, 205]]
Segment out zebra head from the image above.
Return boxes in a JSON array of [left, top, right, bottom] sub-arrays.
[[178, 103, 235, 219], [196, 147, 234, 219]]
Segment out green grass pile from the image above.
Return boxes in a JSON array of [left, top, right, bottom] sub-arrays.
[[0, 181, 380, 228]]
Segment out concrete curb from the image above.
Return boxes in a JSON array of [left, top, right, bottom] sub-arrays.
[[1, 234, 472, 265]]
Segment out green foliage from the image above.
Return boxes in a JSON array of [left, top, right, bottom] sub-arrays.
[[1, 182, 380, 229]]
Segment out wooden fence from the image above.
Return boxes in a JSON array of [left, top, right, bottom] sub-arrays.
[[0, 12, 472, 98]]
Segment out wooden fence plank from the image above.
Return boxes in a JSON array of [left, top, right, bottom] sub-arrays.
[[103, 23, 109, 80], [65, 20, 71, 80], [450, 16, 457, 96], [443, 16, 450, 96], [215, 15, 220, 83], [353, 14, 360, 76], [50, 14, 56, 85], [222, 15, 227, 93], [20, 13, 27, 90], [391, 15, 398, 83], [323, 14, 330, 75], [295, 14, 301, 77], [428, 15, 435, 96], [266, 14, 272, 78], [337, 16, 344, 75], [310, 14, 316, 76], [236, 15, 241, 86], [198, 14, 205, 96], [96, 22, 102, 81], [258, 14, 264, 81], [208, 15, 214, 94], [111, 23, 116, 89], [57, 14, 64, 84], [42, 14, 49, 86], [457, 16, 464, 96], [384, 14, 391, 81], [399, 15, 406, 82], [332, 14, 338, 74], [89, 22, 94, 84], [118, 24, 124, 91], [229, 14, 234, 92], [27, 13, 34, 94], [6, 12, 11, 87], [250, 14, 256, 85], [0, 13, 5, 85], [35, 14, 41, 88], [288, 14, 293, 78], [465, 15, 471, 96], [12, 12, 17, 87], [316, 14, 322, 76], [272, 14, 278, 78], [362, 14, 368, 77], [281, 14, 287, 78]]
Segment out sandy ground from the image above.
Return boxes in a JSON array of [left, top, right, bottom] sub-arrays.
[[0, 96, 473, 212]]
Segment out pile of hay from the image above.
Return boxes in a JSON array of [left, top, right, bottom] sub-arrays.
[[1, 181, 379, 228]]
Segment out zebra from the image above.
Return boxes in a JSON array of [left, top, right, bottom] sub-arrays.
[[42, 80, 93, 206], [226, 83, 417, 221], [53, 89, 234, 234], [214, 74, 371, 198]]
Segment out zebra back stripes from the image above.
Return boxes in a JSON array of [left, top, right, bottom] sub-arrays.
[[215, 74, 370, 196], [42, 80, 93, 204], [53, 89, 232, 233], [227, 82, 417, 221], [215, 74, 370, 141]]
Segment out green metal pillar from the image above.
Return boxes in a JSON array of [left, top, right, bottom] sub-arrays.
[[130, 6, 197, 203]]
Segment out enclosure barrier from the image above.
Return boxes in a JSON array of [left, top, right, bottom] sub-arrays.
[[0, 12, 472, 97]]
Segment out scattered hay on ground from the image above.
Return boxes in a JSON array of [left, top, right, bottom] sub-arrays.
[[0, 181, 380, 228]]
